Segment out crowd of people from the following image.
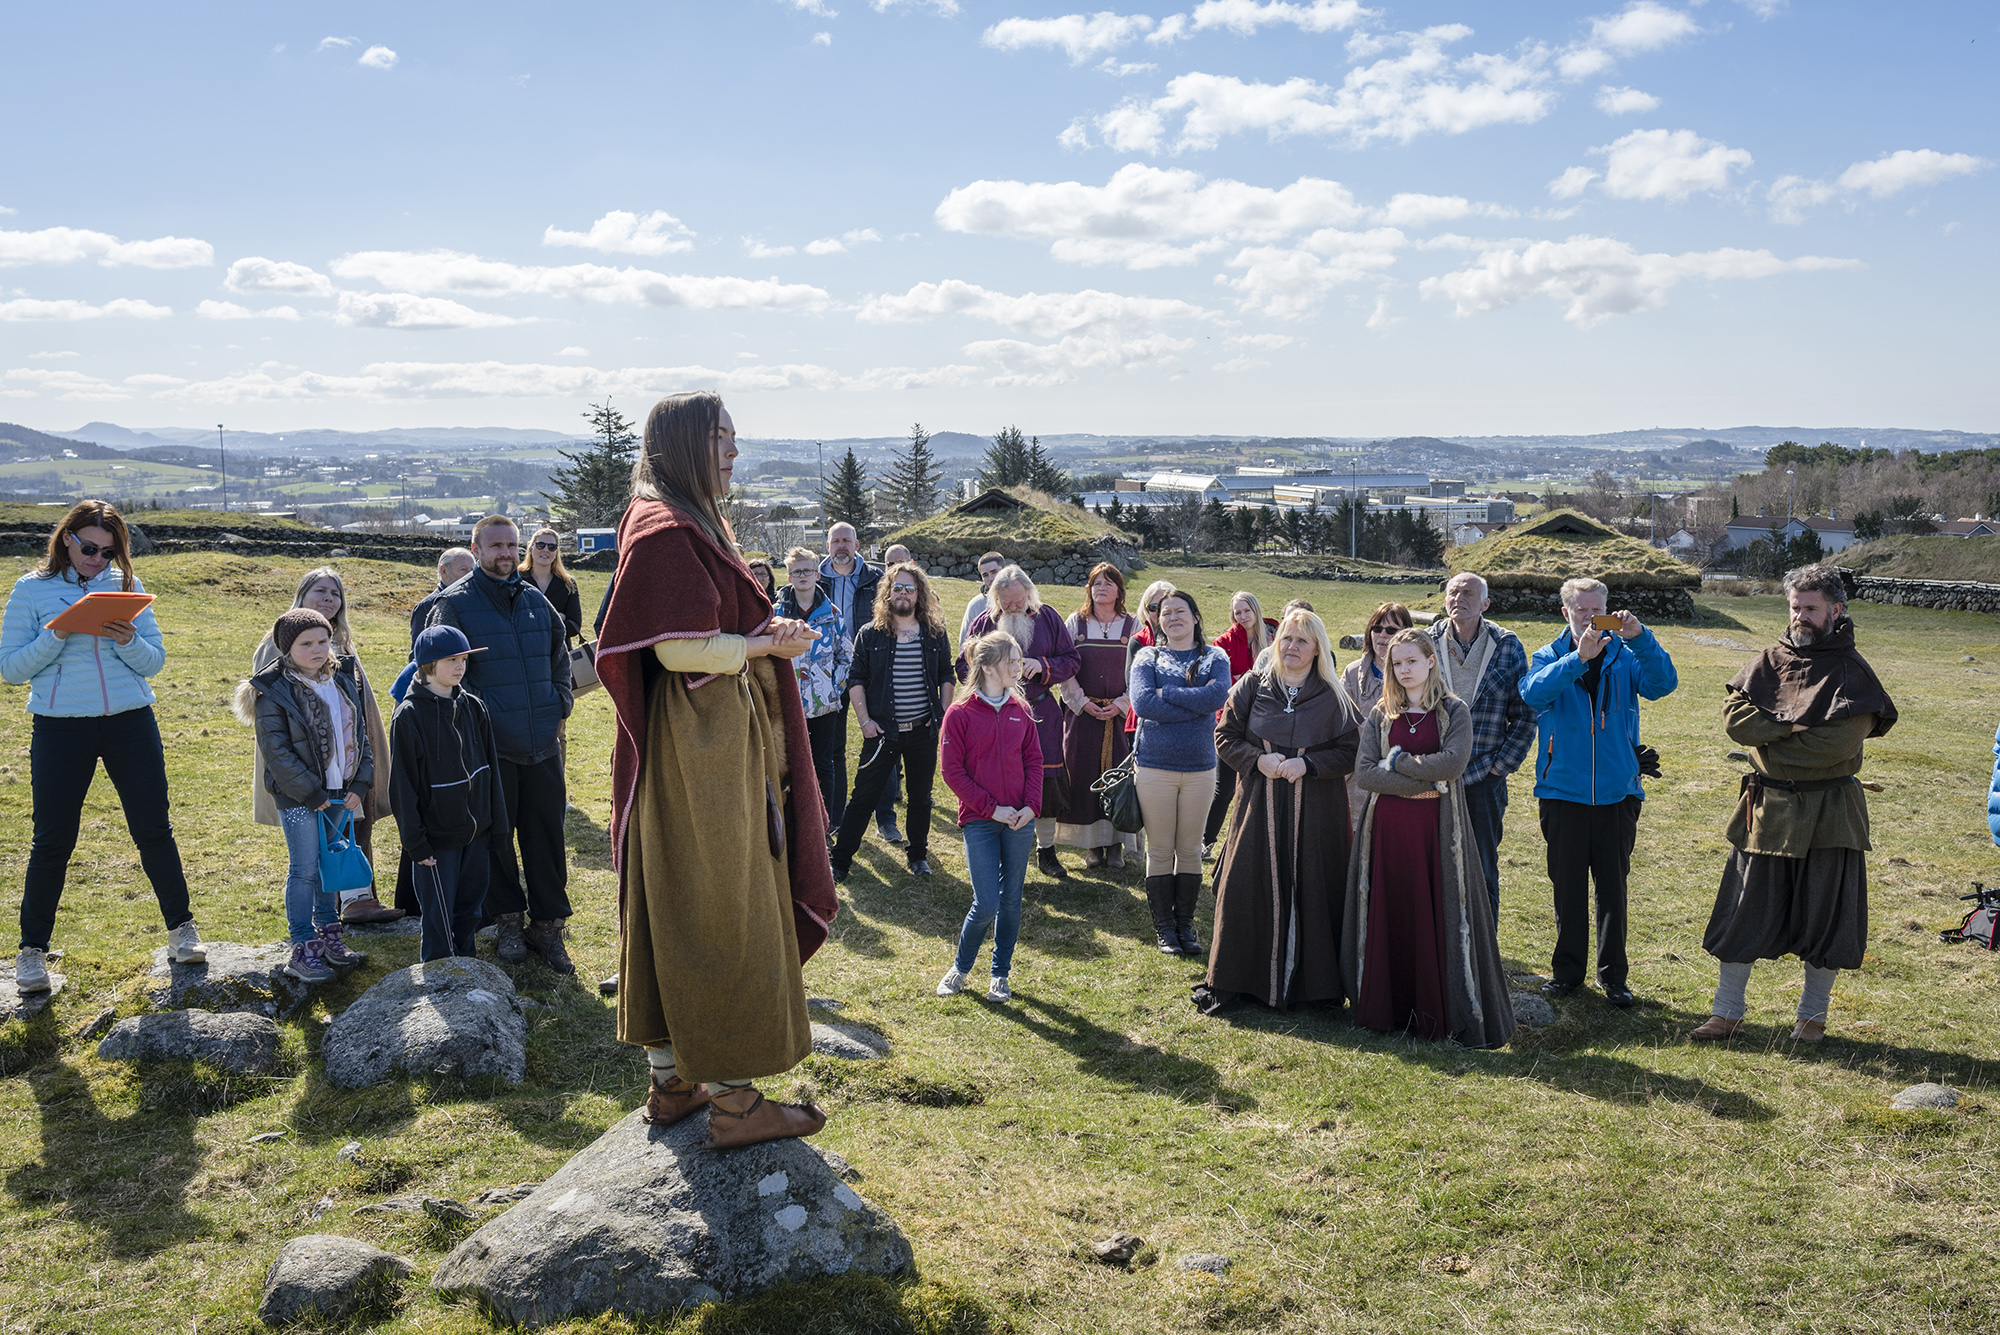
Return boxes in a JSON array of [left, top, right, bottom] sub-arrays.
[[0, 392, 1904, 1151]]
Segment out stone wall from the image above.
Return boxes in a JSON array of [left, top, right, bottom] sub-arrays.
[[0, 522, 453, 568], [1486, 585, 1697, 621], [911, 537, 1143, 589], [1846, 574, 2000, 614]]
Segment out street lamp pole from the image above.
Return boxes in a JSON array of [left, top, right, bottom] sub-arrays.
[[217, 424, 227, 513], [1349, 455, 1358, 559], [1786, 468, 1796, 524]]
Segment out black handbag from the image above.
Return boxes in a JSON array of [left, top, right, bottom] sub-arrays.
[[1089, 750, 1145, 835]]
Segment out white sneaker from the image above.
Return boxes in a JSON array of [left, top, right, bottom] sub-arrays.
[[936, 967, 967, 997], [14, 946, 51, 994], [987, 974, 1011, 1002], [167, 920, 206, 964]]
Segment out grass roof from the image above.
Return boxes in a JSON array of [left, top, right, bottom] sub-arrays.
[[887, 487, 1129, 560], [1450, 508, 1700, 590], [1836, 533, 2000, 583]]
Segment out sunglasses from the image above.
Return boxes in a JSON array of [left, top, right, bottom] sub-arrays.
[[67, 536, 118, 558], [531, 541, 559, 551], [890, 583, 918, 593]]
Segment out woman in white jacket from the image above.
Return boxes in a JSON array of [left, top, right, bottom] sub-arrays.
[[0, 501, 204, 993]]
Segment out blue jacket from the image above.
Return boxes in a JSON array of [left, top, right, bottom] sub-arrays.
[[1520, 626, 1678, 805], [775, 585, 852, 718], [427, 568, 571, 765], [1989, 716, 2000, 847], [0, 567, 166, 717]]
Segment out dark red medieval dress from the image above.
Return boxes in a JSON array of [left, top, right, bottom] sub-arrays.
[[1355, 709, 1451, 1039]]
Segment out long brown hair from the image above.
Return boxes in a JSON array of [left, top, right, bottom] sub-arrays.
[[291, 566, 357, 655], [529, 524, 574, 589], [871, 561, 946, 639], [1075, 562, 1129, 619], [633, 391, 733, 554], [38, 500, 137, 592]]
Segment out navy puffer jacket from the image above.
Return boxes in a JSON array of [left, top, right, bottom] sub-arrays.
[[427, 569, 571, 764]]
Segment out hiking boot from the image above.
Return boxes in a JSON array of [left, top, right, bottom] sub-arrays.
[[1173, 873, 1204, 958], [339, 894, 405, 925], [642, 1074, 712, 1127], [316, 922, 366, 969], [704, 1086, 825, 1150], [525, 918, 575, 974], [13, 946, 51, 994], [166, 919, 206, 964], [282, 940, 337, 984], [495, 912, 528, 964], [1037, 846, 1068, 880]]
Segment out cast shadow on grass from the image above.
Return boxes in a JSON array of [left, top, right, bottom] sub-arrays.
[[993, 992, 1255, 1110], [566, 805, 616, 873], [4, 1059, 210, 1256]]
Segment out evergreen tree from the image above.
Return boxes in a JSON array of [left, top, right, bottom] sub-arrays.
[[542, 398, 638, 527], [1024, 435, 1072, 495], [980, 425, 1032, 488], [882, 422, 945, 524], [820, 448, 873, 531]]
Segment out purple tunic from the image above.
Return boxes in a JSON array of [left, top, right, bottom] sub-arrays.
[[958, 604, 1080, 790]]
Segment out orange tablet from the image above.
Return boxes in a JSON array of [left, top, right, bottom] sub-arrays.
[[45, 591, 156, 636]]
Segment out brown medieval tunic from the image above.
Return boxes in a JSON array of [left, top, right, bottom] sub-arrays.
[[597, 499, 838, 1083], [1206, 667, 1358, 1009], [1055, 611, 1138, 850]]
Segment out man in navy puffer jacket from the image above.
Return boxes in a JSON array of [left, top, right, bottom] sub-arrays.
[[429, 515, 574, 971], [1521, 576, 1678, 1008]]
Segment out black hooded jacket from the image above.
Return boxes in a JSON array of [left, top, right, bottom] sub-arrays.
[[388, 681, 509, 862]]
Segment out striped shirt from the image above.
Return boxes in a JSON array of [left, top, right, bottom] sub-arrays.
[[891, 634, 931, 725]]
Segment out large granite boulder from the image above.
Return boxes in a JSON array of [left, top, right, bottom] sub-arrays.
[[2, 966, 66, 1020], [321, 957, 526, 1088], [97, 1008, 282, 1074], [258, 1234, 411, 1326], [432, 1108, 911, 1326], [147, 944, 309, 1018]]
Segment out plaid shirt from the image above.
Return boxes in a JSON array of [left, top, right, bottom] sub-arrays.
[[1427, 619, 1535, 785]]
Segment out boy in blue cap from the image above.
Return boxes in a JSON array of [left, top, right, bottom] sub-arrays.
[[390, 626, 510, 962]]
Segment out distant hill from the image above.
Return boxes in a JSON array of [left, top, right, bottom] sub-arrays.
[[53, 422, 586, 456], [0, 421, 125, 460], [1378, 436, 1481, 457]]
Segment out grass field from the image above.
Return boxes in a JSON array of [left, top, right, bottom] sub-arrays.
[[2, 552, 1998, 1334]]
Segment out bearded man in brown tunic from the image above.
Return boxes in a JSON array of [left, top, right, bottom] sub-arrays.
[[1692, 563, 1896, 1045]]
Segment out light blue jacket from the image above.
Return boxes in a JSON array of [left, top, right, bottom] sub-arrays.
[[0, 567, 166, 717], [1520, 626, 1677, 806]]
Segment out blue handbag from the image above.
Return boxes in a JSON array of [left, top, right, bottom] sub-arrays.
[[317, 808, 374, 895]]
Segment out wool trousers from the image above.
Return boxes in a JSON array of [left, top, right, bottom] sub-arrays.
[[1539, 794, 1641, 990], [489, 754, 572, 922], [1135, 765, 1215, 877]]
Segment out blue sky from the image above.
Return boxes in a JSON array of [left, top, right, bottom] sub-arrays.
[[1, 1, 1993, 439]]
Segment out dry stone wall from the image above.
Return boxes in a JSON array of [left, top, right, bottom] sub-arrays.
[[1485, 586, 1697, 621], [1847, 574, 2000, 614]]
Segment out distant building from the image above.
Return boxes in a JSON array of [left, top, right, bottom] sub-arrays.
[[575, 528, 617, 556], [1935, 518, 2000, 538], [1720, 514, 1857, 554], [1450, 520, 1510, 547]]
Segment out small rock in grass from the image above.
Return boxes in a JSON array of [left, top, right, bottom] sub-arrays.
[[806, 997, 844, 1013], [1177, 1252, 1230, 1274], [1090, 1232, 1144, 1266], [1509, 992, 1556, 1029], [146, 943, 308, 1018], [338, 1142, 364, 1164], [470, 1182, 540, 1207], [258, 1234, 411, 1326], [354, 1193, 474, 1222], [97, 1008, 282, 1075], [306, 1193, 336, 1222], [1, 968, 66, 1019], [75, 1007, 118, 1041], [1891, 1083, 1960, 1111], [248, 1130, 289, 1145], [811, 1022, 889, 1060]]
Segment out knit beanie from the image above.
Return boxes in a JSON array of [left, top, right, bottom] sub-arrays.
[[273, 608, 333, 656]]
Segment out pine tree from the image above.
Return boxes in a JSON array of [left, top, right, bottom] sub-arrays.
[[542, 399, 638, 527], [820, 448, 873, 531], [882, 422, 944, 524], [980, 425, 1032, 488], [1024, 435, 1072, 495]]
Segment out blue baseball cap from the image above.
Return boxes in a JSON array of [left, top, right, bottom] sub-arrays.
[[412, 624, 485, 667]]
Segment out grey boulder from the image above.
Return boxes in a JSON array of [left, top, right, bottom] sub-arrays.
[[1891, 1082, 1960, 1111], [1177, 1252, 1231, 1274], [147, 943, 308, 1018], [2, 967, 66, 1020], [321, 957, 526, 1089], [810, 1022, 890, 1061], [1509, 993, 1556, 1029], [97, 1008, 282, 1074], [259, 1234, 412, 1326], [432, 1108, 911, 1326]]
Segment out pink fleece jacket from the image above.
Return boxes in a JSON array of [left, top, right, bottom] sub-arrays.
[[940, 691, 1044, 825]]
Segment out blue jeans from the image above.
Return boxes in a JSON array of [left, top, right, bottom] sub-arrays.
[[280, 796, 342, 945], [1463, 774, 1509, 918], [954, 819, 1035, 977]]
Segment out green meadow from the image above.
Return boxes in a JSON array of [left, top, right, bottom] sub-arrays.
[[2, 551, 1997, 1334]]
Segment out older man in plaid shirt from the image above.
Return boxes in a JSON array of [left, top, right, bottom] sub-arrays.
[[1426, 573, 1535, 917]]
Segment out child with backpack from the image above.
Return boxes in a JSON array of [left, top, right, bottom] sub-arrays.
[[391, 625, 509, 963], [233, 608, 374, 983], [937, 630, 1042, 1002]]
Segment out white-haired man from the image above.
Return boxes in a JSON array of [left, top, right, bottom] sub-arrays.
[[1427, 572, 1535, 918], [1520, 577, 1677, 1008]]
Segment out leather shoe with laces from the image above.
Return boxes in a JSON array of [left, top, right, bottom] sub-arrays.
[[704, 1086, 826, 1150], [642, 1074, 711, 1126]]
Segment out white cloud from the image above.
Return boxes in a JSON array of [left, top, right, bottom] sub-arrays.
[[328, 249, 832, 311], [1098, 26, 1557, 152], [225, 256, 334, 296], [543, 209, 696, 256], [1058, 117, 1091, 149], [196, 300, 302, 320], [152, 359, 855, 405], [2, 367, 128, 400], [1098, 58, 1156, 76], [335, 292, 527, 330], [1738, 0, 1786, 16], [743, 238, 797, 258], [871, 0, 961, 14], [1420, 234, 1858, 326], [1221, 226, 1405, 318], [0, 226, 213, 269], [557, 346, 589, 356], [1837, 148, 1990, 198], [964, 331, 1192, 386], [789, 0, 839, 14], [1765, 175, 1838, 225], [1568, 127, 1753, 201], [1230, 332, 1295, 350], [1548, 166, 1600, 198], [0, 204, 14, 214], [1365, 296, 1398, 328], [358, 46, 398, 70], [28, 349, 80, 358], [803, 228, 882, 256], [858, 278, 1209, 338], [1595, 84, 1659, 114], [0, 297, 173, 321], [982, 13, 1161, 63], [123, 373, 188, 386], [317, 36, 355, 52], [1376, 193, 1470, 226], [1189, 1, 1373, 36], [1586, 3, 1698, 55], [813, 31, 833, 45]]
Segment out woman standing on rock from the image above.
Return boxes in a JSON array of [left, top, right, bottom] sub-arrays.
[[2, 500, 205, 994], [1054, 562, 1139, 870], [596, 390, 837, 1150]]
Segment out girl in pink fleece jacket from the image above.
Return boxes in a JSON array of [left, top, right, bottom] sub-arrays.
[[937, 630, 1043, 1002]]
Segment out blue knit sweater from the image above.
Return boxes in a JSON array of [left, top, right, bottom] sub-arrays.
[[1129, 643, 1231, 771]]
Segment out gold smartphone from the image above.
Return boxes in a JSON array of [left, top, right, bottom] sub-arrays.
[[1589, 614, 1622, 631]]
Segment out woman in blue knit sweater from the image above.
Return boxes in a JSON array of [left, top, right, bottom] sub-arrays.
[[1129, 588, 1231, 957]]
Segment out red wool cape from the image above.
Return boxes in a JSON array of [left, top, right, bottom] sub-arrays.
[[596, 498, 838, 963]]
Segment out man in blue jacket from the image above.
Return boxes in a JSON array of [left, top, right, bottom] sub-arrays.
[[1521, 577, 1678, 1007], [429, 515, 574, 972]]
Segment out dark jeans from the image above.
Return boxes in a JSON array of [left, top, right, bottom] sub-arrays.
[[1539, 795, 1642, 990], [21, 707, 193, 951], [489, 755, 572, 922], [1463, 775, 1509, 918], [806, 711, 846, 827], [831, 722, 937, 866], [1204, 764, 1237, 847], [413, 835, 489, 962]]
